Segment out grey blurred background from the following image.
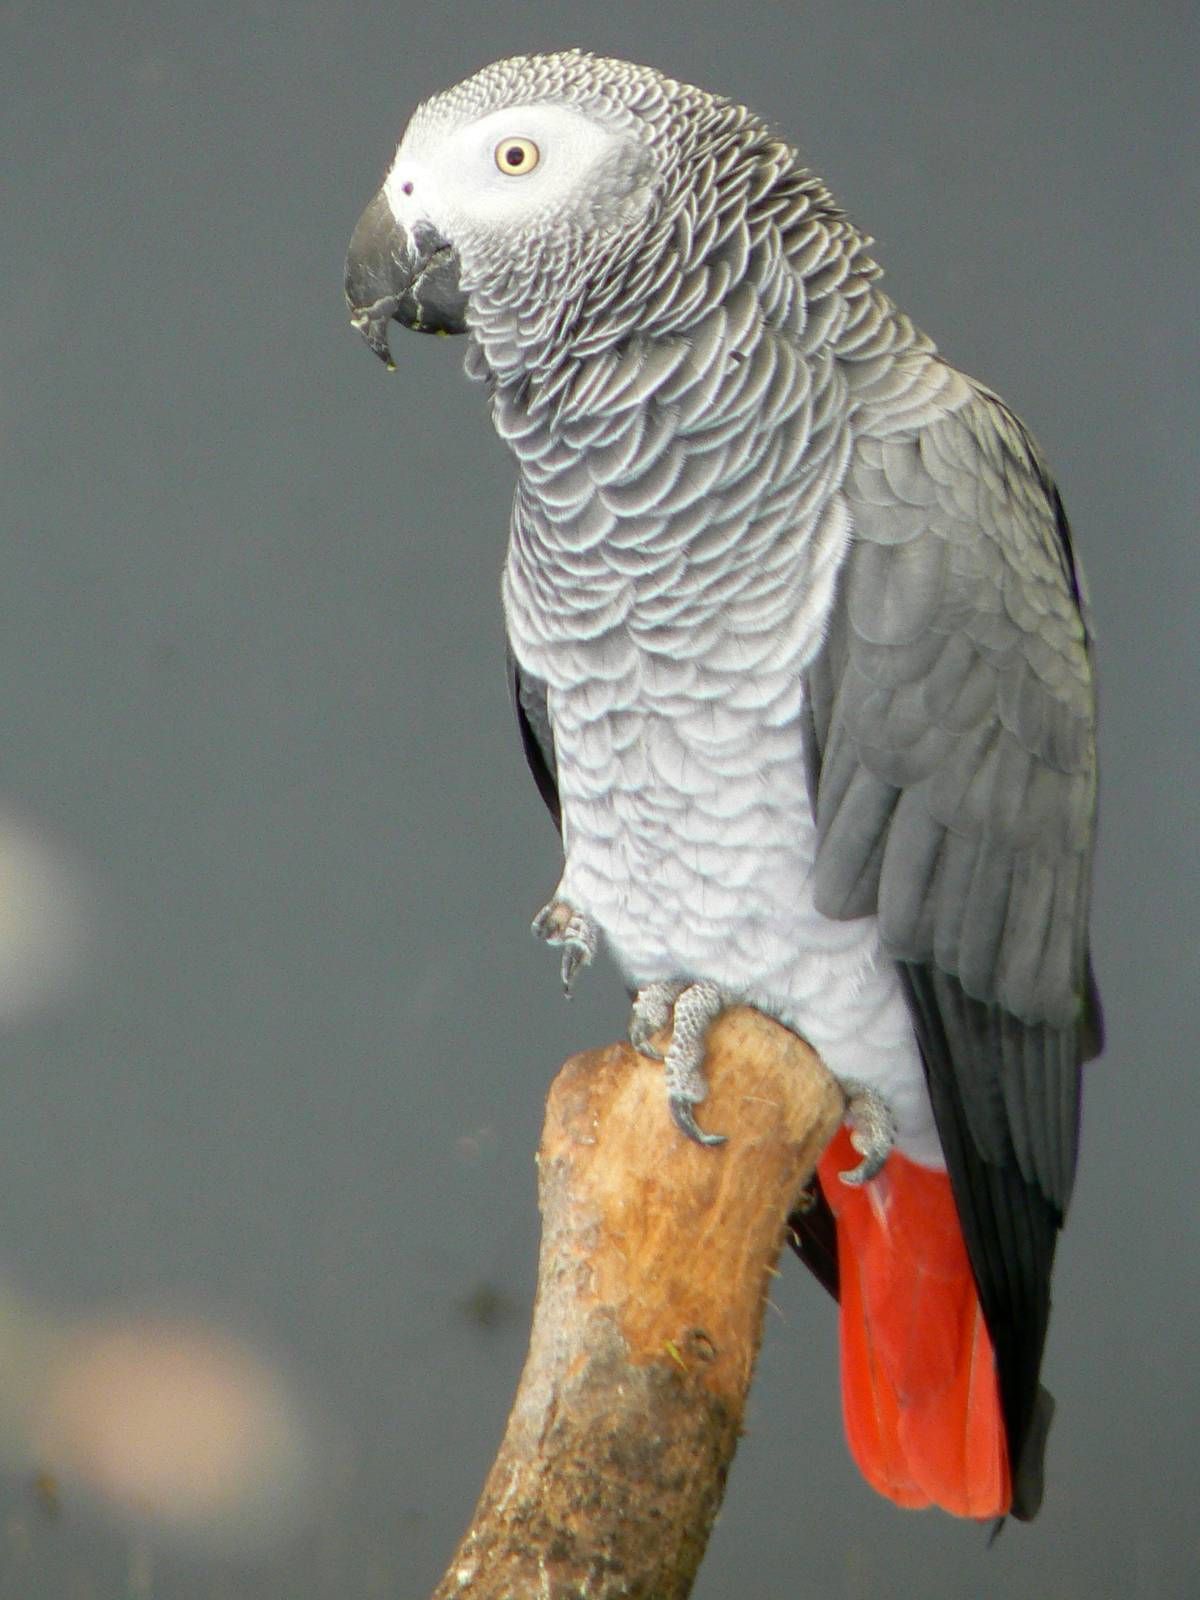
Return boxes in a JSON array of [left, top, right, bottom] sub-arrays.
[[2, 2, 1197, 1596]]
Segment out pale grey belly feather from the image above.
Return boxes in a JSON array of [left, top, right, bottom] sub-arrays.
[[497, 319, 952, 1167], [506, 503, 943, 1167]]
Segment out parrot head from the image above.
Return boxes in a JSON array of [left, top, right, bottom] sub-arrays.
[[344, 51, 773, 375]]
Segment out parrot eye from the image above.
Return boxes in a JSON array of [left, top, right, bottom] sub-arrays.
[[495, 137, 540, 175]]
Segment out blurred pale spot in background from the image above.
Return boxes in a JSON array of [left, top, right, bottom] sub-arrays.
[[0, 1287, 315, 1553], [0, 812, 94, 1020]]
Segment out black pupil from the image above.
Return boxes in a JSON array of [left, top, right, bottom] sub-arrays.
[[505, 145, 525, 167]]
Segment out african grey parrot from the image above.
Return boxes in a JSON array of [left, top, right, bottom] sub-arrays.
[[343, 50, 1101, 1522]]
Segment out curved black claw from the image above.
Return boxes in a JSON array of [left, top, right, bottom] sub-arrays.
[[837, 1080, 897, 1186], [560, 939, 590, 996], [669, 1095, 728, 1148]]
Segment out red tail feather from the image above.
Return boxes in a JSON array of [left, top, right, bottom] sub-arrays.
[[817, 1127, 1011, 1518]]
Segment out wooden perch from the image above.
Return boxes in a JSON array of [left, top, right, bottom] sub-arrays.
[[432, 1007, 845, 1600]]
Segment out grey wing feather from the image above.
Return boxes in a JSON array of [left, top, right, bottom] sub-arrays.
[[808, 381, 1100, 1207], [803, 380, 1101, 1518]]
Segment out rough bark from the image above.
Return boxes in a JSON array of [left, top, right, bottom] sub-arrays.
[[431, 1007, 844, 1600]]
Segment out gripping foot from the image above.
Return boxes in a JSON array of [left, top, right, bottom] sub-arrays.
[[627, 979, 687, 1059], [837, 1080, 897, 1186], [629, 979, 728, 1147]]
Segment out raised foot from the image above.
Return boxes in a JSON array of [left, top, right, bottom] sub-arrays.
[[837, 1080, 897, 1186], [532, 900, 599, 996], [629, 979, 728, 1148]]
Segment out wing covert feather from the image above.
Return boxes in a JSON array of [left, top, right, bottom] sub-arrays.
[[812, 386, 1098, 1039]]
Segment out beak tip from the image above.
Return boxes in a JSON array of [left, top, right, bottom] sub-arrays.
[[348, 303, 398, 370]]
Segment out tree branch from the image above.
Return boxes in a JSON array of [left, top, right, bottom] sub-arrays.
[[432, 1007, 844, 1600]]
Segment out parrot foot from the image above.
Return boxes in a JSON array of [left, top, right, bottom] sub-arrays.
[[630, 979, 728, 1148], [837, 1080, 897, 1186], [627, 979, 688, 1059], [532, 900, 598, 996]]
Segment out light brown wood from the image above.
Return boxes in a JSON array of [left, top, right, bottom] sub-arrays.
[[431, 1007, 844, 1600]]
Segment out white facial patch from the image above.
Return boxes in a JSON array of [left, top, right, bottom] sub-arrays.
[[384, 102, 647, 241]]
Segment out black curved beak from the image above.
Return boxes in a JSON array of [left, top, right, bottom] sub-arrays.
[[344, 190, 468, 368]]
